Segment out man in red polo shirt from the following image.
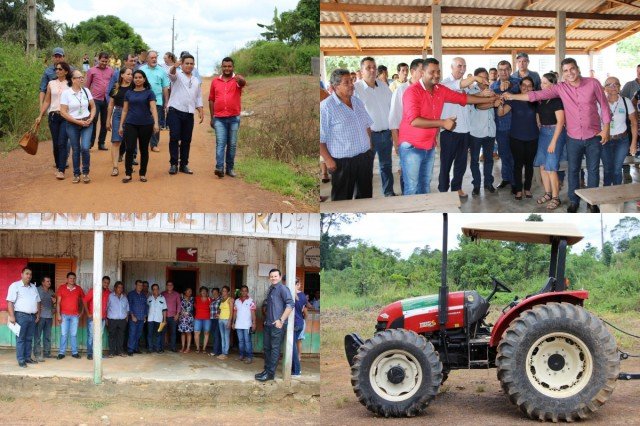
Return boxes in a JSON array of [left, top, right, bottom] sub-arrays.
[[208, 57, 246, 178], [56, 272, 85, 359], [398, 57, 496, 195], [82, 276, 112, 360]]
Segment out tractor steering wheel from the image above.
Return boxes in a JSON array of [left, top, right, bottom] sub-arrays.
[[491, 276, 512, 293]]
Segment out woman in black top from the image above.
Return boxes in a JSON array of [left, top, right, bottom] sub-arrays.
[[106, 67, 133, 177], [533, 72, 567, 210]]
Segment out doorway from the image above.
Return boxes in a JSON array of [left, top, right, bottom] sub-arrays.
[[166, 267, 199, 295]]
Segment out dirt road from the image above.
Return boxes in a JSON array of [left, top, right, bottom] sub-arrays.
[[0, 76, 314, 213], [322, 308, 640, 425]]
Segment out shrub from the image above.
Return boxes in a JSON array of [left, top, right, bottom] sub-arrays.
[[228, 41, 318, 76]]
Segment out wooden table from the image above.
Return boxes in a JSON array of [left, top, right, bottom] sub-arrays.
[[320, 192, 461, 213], [575, 183, 640, 212]]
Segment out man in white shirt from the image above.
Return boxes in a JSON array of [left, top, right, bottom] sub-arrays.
[[233, 285, 256, 364], [439, 57, 490, 197], [146, 284, 167, 353], [355, 57, 395, 196], [6, 267, 41, 367]]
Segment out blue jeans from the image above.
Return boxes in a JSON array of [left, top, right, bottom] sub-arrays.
[[371, 130, 395, 196], [87, 318, 105, 356], [469, 136, 495, 189], [34, 316, 52, 358], [292, 326, 303, 375], [218, 319, 230, 355], [147, 321, 163, 351], [213, 116, 240, 172], [602, 134, 630, 186], [66, 121, 93, 175], [127, 318, 145, 353], [15, 312, 36, 363], [48, 112, 69, 172], [211, 318, 221, 355], [164, 316, 178, 351], [236, 328, 253, 359], [496, 129, 514, 183], [399, 142, 436, 195], [59, 314, 79, 355], [566, 135, 602, 205]]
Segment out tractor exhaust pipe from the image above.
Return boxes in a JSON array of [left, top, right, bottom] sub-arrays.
[[439, 213, 448, 328]]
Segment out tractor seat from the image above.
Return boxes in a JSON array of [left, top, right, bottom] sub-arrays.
[[465, 290, 489, 325], [525, 277, 556, 299]]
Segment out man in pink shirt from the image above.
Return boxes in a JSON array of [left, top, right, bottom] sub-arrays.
[[504, 57, 611, 213], [161, 281, 181, 352], [85, 52, 114, 150]]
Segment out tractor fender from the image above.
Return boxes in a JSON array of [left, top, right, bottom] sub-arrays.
[[489, 290, 589, 347]]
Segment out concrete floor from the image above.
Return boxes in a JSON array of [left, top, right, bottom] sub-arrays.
[[320, 148, 640, 213]]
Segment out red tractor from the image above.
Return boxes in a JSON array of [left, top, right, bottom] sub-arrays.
[[344, 214, 621, 422]]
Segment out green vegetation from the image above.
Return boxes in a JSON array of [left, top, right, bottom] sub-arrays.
[[0, 0, 61, 48], [322, 215, 640, 315], [616, 32, 640, 69], [62, 15, 148, 56]]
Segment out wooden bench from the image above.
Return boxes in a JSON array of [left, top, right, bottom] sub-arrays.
[[320, 192, 461, 213], [574, 183, 640, 212]]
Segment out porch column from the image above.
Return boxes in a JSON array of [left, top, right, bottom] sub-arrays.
[[283, 239, 297, 384], [430, 3, 442, 64], [92, 231, 104, 385], [320, 51, 326, 85], [555, 11, 566, 77]]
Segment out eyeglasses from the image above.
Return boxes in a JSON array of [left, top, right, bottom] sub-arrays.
[[605, 83, 620, 88], [72, 76, 84, 80], [55, 67, 63, 71]]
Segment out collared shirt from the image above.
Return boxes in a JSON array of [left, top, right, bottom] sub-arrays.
[[140, 64, 170, 106], [398, 80, 467, 150], [208, 75, 243, 118], [264, 282, 294, 325], [85, 65, 114, 100], [491, 78, 521, 132], [57, 284, 84, 315], [511, 70, 542, 90], [107, 292, 129, 320], [389, 81, 410, 130], [468, 86, 496, 138], [161, 290, 181, 317], [147, 295, 167, 323], [621, 78, 640, 100], [128, 290, 148, 319], [440, 75, 471, 134], [209, 296, 222, 319], [354, 79, 392, 131], [320, 92, 373, 159], [167, 71, 203, 114], [389, 79, 407, 93], [234, 296, 256, 329], [37, 286, 54, 318], [60, 87, 94, 120], [6, 281, 40, 314], [83, 287, 112, 317], [597, 96, 634, 136], [527, 77, 611, 140]]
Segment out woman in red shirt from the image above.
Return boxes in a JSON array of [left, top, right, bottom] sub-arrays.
[[193, 287, 211, 353]]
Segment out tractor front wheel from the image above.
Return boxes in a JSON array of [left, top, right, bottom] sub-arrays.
[[497, 302, 619, 422], [351, 328, 442, 417]]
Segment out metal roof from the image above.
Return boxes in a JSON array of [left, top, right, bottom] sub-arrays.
[[461, 223, 584, 245], [321, 0, 640, 56]]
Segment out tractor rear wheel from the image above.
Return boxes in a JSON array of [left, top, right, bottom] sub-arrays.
[[351, 328, 442, 417], [496, 302, 619, 422]]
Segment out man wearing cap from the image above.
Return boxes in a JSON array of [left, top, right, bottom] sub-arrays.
[[512, 52, 541, 90], [6, 267, 41, 368]]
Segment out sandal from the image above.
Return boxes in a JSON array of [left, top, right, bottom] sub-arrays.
[[111, 167, 119, 176], [140, 176, 147, 182], [515, 192, 523, 200], [122, 176, 132, 183], [537, 192, 552, 204], [547, 197, 561, 210], [524, 191, 533, 199]]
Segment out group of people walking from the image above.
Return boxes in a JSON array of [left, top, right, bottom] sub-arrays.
[[6, 266, 307, 381], [36, 47, 246, 184], [320, 52, 640, 211]]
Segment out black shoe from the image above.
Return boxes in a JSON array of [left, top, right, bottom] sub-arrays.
[[384, 192, 396, 197], [24, 358, 37, 364], [171, 349, 177, 353], [72, 353, 80, 359], [128, 352, 133, 356], [134, 350, 142, 354], [18, 362, 27, 368], [180, 166, 194, 174], [254, 370, 267, 379], [256, 373, 275, 382], [98, 145, 108, 151], [497, 180, 510, 189], [118, 155, 123, 163], [57, 354, 65, 360], [588, 204, 600, 213], [472, 187, 480, 196], [44, 354, 53, 359], [484, 185, 496, 193], [567, 202, 579, 213], [158, 350, 164, 354], [226, 170, 236, 177], [132, 160, 139, 166], [169, 165, 178, 175], [87, 354, 93, 360], [214, 169, 224, 178]]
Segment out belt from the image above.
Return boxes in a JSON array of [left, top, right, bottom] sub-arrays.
[[610, 132, 628, 140], [16, 311, 36, 316], [49, 111, 60, 116], [539, 124, 556, 128], [371, 129, 390, 133]]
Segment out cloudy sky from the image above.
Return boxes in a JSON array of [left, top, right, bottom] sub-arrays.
[[48, 0, 299, 76], [330, 214, 640, 258]]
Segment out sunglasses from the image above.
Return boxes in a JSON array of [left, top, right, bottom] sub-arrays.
[[55, 67, 64, 71]]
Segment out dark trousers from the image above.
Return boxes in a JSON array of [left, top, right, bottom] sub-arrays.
[[167, 107, 195, 167], [510, 136, 538, 192], [108, 318, 127, 355], [496, 129, 514, 183], [91, 99, 108, 147], [48, 112, 69, 172], [119, 137, 137, 158], [211, 318, 222, 355], [33, 316, 52, 358], [147, 321, 162, 351], [469, 136, 495, 189], [164, 316, 178, 351], [438, 131, 469, 192], [371, 130, 395, 196], [15, 312, 36, 363], [150, 105, 164, 147], [124, 123, 152, 176], [127, 319, 144, 353], [263, 324, 286, 376], [330, 150, 374, 201]]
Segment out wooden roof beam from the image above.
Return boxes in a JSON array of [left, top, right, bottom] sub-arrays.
[[333, 0, 361, 51], [484, 17, 516, 49], [322, 47, 587, 56], [586, 20, 640, 51], [607, 0, 640, 10], [423, 17, 432, 50]]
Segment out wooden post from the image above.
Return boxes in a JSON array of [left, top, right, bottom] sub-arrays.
[[92, 231, 104, 385], [320, 51, 326, 85], [26, 0, 37, 54], [511, 50, 517, 70], [556, 11, 567, 76], [431, 4, 442, 64], [282, 240, 297, 385]]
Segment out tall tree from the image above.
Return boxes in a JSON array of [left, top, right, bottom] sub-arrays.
[[257, 0, 319, 45], [610, 216, 640, 252], [62, 15, 148, 56], [0, 0, 61, 48]]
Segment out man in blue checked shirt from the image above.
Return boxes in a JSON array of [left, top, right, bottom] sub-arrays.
[[127, 280, 147, 356], [320, 68, 375, 201]]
